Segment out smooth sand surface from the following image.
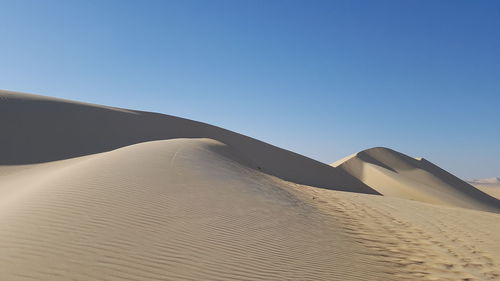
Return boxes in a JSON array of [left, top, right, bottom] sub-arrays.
[[332, 147, 500, 212], [1, 90, 499, 280]]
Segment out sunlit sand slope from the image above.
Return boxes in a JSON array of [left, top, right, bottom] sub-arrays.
[[296, 186, 500, 281], [332, 147, 500, 212], [0, 139, 389, 281]]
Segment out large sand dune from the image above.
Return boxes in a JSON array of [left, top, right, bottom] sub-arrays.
[[0, 90, 375, 195], [1, 90, 499, 280], [0, 139, 392, 280], [332, 147, 500, 212]]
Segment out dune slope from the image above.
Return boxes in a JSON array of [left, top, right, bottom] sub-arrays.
[[332, 147, 500, 212], [296, 185, 500, 281], [0, 139, 390, 281], [0, 90, 375, 194]]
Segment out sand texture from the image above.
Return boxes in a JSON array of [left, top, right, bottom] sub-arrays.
[[1, 90, 499, 281]]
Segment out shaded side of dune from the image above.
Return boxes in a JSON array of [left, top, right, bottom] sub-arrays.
[[0, 90, 377, 195]]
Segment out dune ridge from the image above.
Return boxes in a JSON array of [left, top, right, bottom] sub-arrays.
[[332, 147, 500, 212], [0, 90, 375, 195]]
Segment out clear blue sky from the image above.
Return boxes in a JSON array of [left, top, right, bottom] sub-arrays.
[[1, 0, 499, 179]]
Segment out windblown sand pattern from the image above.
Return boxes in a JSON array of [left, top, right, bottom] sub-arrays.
[[0, 139, 393, 281], [0, 90, 499, 280], [295, 185, 500, 281]]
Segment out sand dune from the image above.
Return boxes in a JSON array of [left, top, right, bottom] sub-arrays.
[[0, 90, 375, 195], [469, 177, 500, 185], [0, 139, 393, 281], [468, 178, 500, 200], [332, 147, 500, 212], [1, 90, 499, 280]]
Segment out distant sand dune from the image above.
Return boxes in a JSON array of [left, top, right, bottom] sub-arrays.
[[468, 178, 500, 200], [469, 178, 500, 185], [332, 147, 500, 212]]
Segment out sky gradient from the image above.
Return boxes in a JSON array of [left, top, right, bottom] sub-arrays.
[[1, 0, 499, 179]]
